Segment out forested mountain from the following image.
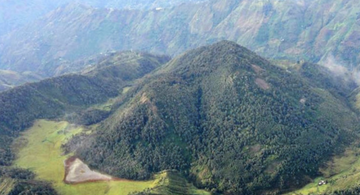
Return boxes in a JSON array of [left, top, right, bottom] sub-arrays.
[[60, 41, 359, 194], [1, 40, 359, 194], [0, 51, 169, 194], [2, 0, 360, 77]]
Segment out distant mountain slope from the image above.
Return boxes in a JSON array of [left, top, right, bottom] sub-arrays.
[[0, 0, 204, 36], [0, 1, 62, 36], [2, 0, 360, 76], [79, 0, 206, 10], [0, 70, 42, 92], [65, 41, 359, 194]]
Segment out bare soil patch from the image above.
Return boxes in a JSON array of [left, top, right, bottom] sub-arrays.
[[249, 144, 261, 153], [255, 78, 270, 90], [251, 64, 264, 74], [64, 156, 114, 184]]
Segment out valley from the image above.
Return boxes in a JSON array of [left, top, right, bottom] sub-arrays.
[[12, 119, 209, 195], [12, 119, 151, 195]]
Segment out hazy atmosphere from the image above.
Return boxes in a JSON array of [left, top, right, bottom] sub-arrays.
[[1, 1, 360, 195]]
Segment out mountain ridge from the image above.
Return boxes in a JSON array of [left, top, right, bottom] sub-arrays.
[[0, 0, 205, 36], [2, 0, 360, 77]]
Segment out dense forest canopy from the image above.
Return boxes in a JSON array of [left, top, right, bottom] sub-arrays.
[[64, 41, 360, 194]]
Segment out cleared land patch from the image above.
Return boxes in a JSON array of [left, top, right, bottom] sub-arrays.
[[255, 78, 270, 90], [13, 119, 209, 195], [251, 64, 264, 74], [64, 157, 112, 184]]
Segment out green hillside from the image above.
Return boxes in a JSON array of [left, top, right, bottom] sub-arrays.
[[0, 52, 168, 195], [64, 41, 359, 194]]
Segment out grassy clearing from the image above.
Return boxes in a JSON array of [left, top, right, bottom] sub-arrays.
[[287, 178, 329, 195], [13, 120, 153, 195], [150, 171, 210, 195], [269, 59, 303, 71], [13, 119, 209, 195], [122, 87, 132, 94], [288, 146, 360, 195], [91, 98, 116, 111]]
